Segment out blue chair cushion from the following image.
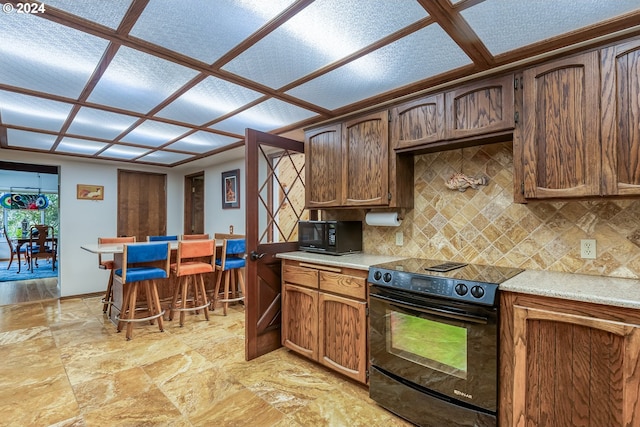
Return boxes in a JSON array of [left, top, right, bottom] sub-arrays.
[[148, 235, 178, 242], [115, 267, 168, 283], [226, 239, 245, 255], [127, 242, 169, 263], [216, 256, 245, 270]]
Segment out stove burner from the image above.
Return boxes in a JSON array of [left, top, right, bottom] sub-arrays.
[[424, 262, 467, 272]]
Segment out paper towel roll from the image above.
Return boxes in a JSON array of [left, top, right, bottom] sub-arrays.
[[365, 212, 402, 227]]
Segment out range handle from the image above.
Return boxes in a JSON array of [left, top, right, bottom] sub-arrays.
[[370, 292, 489, 325]]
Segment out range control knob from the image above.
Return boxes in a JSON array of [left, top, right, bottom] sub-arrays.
[[373, 271, 382, 281], [455, 283, 468, 296], [383, 272, 393, 283], [470, 285, 485, 299]]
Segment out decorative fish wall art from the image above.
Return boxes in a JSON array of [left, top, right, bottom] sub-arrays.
[[445, 173, 489, 192]]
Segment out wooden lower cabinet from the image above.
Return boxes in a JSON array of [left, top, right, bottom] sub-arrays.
[[500, 292, 640, 427], [281, 259, 368, 384]]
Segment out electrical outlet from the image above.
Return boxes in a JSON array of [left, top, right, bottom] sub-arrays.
[[395, 231, 404, 246], [580, 239, 596, 259]]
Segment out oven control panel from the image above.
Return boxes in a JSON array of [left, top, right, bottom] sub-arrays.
[[368, 268, 499, 306]]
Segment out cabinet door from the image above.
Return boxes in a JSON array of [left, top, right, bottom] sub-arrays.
[[318, 292, 368, 384], [501, 293, 640, 427], [282, 283, 318, 361], [305, 124, 342, 208], [391, 93, 445, 149], [601, 39, 640, 196], [522, 52, 601, 198], [445, 74, 515, 140], [342, 111, 389, 206]]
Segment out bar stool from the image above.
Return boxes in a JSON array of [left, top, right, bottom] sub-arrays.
[[169, 240, 214, 326], [211, 238, 246, 316], [114, 242, 171, 340], [98, 236, 136, 315]]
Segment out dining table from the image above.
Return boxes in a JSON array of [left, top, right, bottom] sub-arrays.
[[14, 236, 58, 273], [81, 240, 222, 324]]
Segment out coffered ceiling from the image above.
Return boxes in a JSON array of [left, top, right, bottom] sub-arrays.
[[1, 0, 639, 167]]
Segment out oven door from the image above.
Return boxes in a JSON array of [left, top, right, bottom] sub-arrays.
[[369, 284, 498, 413]]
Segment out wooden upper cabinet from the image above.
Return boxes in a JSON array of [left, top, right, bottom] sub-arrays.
[[342, 111, 389, 206], [445, 74, 515, 140], [305, 124, 342, 208], [391, 93, 445, 149], [522, 51, 601, 198], [601, 39, 640, 196]]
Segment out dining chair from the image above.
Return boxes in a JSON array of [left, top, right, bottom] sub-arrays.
[[28, 224, 56, 272], [169, 239, 215, 326], [3, 224, 30, 270], [211, 238, 246, 316], [180, 233, 210, 240], [147, 235, 178, 242], [98, 236, 136, 315], [114, 242, 171, 340]]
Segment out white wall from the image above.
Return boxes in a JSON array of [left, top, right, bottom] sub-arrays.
[[205, 158, 246, 236], [0, 149, 184, 297]]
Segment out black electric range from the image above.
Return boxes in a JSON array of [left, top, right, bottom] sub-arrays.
[[367, 258, 523, 307]]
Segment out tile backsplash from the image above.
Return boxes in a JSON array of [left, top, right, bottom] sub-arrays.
[[335, 142, 640, 279]]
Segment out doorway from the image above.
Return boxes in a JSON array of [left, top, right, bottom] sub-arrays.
[[184, 172, 205, 235], [0, 161, 60, 305]]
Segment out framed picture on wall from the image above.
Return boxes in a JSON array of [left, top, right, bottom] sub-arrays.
[[77, 184, 104, 200], [222, 169, 240, 209]]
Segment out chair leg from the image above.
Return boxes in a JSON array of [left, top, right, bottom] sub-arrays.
[[7, 253, 14, 270], [223, 270, 230, 316], [211, 270, 223, 311], [102, 269, 114, 313], [126, 283, 139, 340], [117, 282, 131, 334], [180, 276, 189, 326], [197, 275, 210, 321], [150, 281, 164, 332], [236, 268, 246, 303], [169, 277, 181, 321]]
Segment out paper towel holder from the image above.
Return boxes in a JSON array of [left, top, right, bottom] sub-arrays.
[[365, 210, 403, 227]]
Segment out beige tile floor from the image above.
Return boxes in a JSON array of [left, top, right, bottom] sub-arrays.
[[0, 296, 412, 427]]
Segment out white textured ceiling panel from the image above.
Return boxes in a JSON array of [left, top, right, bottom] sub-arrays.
[[0, 0, 638, 166]]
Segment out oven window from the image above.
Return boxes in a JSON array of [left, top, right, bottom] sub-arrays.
[[386, 310, 467, 379]]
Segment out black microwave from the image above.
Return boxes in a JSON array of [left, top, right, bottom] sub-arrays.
[[298, 220, 362, 255]]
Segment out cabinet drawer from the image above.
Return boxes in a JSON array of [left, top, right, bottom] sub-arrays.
[[283, 265, 319, 289], [319, 271, 366, 299]]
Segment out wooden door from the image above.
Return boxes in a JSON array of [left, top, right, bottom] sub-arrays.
[[245, 129, 307, 361], [601, 39, 640, 196], [117, 170, 166, 241], [318, 292, 368, 384], [305, 124, 342, 208], [522, 52, 601, 198], [445, 74, 515, 140], [281, 283, 319, 360], [342, 111, 389, 206], [184, 172, 205, 234], [391, 93, 445, 150], [500, 292, 640, 427]]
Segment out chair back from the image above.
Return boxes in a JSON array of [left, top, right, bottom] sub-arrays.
[[181, 233, 210, 240], [147, 235, 178, 242], [218, 238, 246, 271], [3, 224, 15, 253], [117, 242, 171, 284], [29, 224, 54, 255], [174, 240, 215, 276], [97, 236, 136, 268], [214, 233, 245, 240]]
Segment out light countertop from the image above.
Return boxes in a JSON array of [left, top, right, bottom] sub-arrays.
[[500, 269, 640, 310], [276, 251, 407, 271]]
